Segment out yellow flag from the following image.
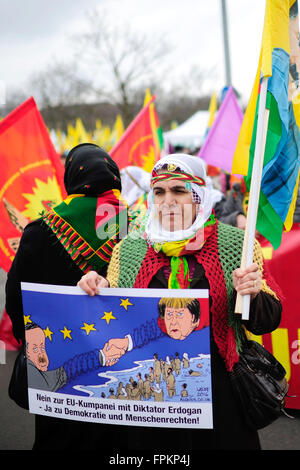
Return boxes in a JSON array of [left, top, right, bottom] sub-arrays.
[[67, 124, 78, 147], [113, 115, 124, 141], [143, 88, 152, 106], [207, 92, 217, 128], [232, 0, 291, 176], [75, 118, 90, 143], [261, 0, 290, 78], [143, 88, 161, 159]]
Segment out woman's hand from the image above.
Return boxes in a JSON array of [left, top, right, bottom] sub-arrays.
[[232, 263, 261, 300], [77, 270, 109, 296]]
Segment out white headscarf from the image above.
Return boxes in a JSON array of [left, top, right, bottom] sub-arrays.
[[145, 154, 215, 243]]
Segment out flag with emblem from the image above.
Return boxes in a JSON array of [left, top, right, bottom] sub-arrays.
[[0, 97, 66, 271], [0, 97, 66, 348]]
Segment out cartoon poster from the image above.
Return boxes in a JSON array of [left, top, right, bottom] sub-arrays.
[[21, 283, 213, 429]]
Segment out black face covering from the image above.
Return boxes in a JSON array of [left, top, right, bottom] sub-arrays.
[[64, 143, 121, 196]]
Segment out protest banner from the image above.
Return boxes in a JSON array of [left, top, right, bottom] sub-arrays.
[[21, 284, 212, 429]]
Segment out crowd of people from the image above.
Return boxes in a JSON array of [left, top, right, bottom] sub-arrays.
[[100, 352, 203, 403], [6, 142, 283, 451]]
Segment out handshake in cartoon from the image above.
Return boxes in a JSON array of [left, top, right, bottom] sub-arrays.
[[100, 335, 133, 366]]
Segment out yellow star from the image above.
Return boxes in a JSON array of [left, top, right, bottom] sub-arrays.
[[44, 326, 54, 341], [81, 322, 97, 335], [101, 311, 116, 325], [120, 298, 133, 311], [60, 326, 72, 340], [23, 314, 32, 326]]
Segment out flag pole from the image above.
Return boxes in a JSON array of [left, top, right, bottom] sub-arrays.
[[235, 76, 269, 320], [221, 0, 232, 87]]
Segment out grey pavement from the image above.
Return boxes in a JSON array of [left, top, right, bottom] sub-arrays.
[[0, 268, 299, 451]]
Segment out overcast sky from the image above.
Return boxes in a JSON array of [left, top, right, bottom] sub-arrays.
[[0, 0, 267, 106]]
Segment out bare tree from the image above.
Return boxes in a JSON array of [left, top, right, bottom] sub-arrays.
[[28, 60, 93, 109], [0, 88, 29, 116], [4, 8, 213, 132], [74, 10, 172, 125]]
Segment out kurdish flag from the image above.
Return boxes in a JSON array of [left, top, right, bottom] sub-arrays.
[[0, 97, 66, 272], [110, 94, 163, 172], [0, 97, 66, 349], [232, 0, 300, 249]]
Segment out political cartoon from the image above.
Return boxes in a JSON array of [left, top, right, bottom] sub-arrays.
[[21, 283, 213, 429]]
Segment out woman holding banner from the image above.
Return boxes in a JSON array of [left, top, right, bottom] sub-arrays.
[[5, 143, 129, 450], [79, 153, 282, 451]]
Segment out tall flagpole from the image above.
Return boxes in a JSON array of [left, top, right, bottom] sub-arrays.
[[221, 0, 232, 86], [235, 76, 269, 320]]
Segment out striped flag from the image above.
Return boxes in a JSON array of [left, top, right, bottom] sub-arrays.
[[232, 0, 300, 249]]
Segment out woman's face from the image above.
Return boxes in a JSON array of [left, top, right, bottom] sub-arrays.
[[164, 306, 200, 340], [152, 179, 197, 231]]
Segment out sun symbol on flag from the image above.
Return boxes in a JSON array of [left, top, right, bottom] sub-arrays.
[[21, 176, 62, 220], [141, 146, 156, 173]]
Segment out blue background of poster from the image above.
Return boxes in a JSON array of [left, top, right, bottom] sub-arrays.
[[22, 286, 211, 402]]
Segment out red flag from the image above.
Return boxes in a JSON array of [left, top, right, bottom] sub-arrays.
[[0, 97, 66, 272], [109, 95, 162, 172], [0, 97, 66, 349], [259, 225, 300, 409]]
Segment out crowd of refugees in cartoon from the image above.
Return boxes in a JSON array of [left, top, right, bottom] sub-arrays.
[[101, 351, 204, 403]]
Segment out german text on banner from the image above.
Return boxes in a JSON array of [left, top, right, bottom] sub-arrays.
[[0, 97, 66, 272], [21, 284, 212, 429]]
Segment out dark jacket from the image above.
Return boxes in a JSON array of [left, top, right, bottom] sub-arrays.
[[214, 183, 246, 227]]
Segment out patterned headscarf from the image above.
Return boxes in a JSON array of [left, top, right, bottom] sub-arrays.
[[142, 154, 217, 289], [145, 153, 216, 244], [43, 143, 127, 274]]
